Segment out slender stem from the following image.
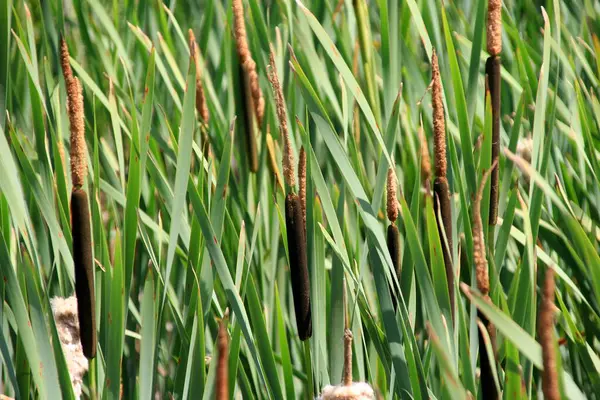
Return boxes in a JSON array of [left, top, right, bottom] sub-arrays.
[[89, 357, 97, 400], [303, 340, 313, 400]]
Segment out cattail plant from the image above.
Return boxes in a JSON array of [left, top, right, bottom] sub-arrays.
[[486, 0, 502, 225], [386, 167, 401, 309], [51, 296, 89, 399], [473, 160, 499, 399], [232, 0, 264, 172], [431, 50, 454, 321], [61, 37, 97, 360], [539, 268, 560, 400], [216, 319, 229, 400], [269, 44, 312, 340]]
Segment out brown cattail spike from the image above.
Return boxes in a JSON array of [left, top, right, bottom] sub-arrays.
[[188, 30, 210, 124], [343, 329, 353, 386], [71, 189, 96, 359], [60, 36, 73, 86], [431, 50, 447, 179], [473, 161, 497, 297], [298, 147, 307, 226], [285, 193, 312, 340], [386, 168, 398, 223], [539, 268, 560, 400], [418, 124, 431, 183], [216, 320, 229, 400], [486, 56, 501, 225], [232, 0, 264, 125], [487, 0, 502, 56], [269, 46, 295, 188]]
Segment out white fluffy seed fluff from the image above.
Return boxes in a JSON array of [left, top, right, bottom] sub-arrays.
[[318, 382, 376, 400], [51, 296, 89, 399]]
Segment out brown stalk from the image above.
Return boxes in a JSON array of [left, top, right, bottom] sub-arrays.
[[539, 268, 560, 400], [343, 329, 353, 386], [216, 320, 229, 400], [431, 50, 454, 321]]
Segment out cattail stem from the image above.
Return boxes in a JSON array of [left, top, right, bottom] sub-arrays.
[[71, 189, 97, 359], [285, 193, 312, 340], [387, 224, 401, 310], [343, 329, 353, 386], [486, 56, 501, 225], [216, 320, 229, 400], [539, 268, 560, 400]]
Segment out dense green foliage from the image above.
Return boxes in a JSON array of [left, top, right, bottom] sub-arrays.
[[1, 0, 600, 398]]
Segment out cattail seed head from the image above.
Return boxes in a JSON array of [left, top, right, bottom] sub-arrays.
[[269, 46, 295, 188], [51, 296, 89, 398], [70, 189, 97, 359], [386, 168, 398, 222], [285, 193, 311, 340], [60, 36, 73, 86], [473, 161, 498, 296], [539, 268, 560, 400], [431, 50, 447, 178], [418, 125, 432, 183], [188, 29, 210, 123], [487, 0, 502, 56], [216, 320, 229, 400], [232, 0, 264, 125], [298, 146, 307, 226]]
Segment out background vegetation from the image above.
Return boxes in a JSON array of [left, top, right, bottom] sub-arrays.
[[1, 0, 600, 398]]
